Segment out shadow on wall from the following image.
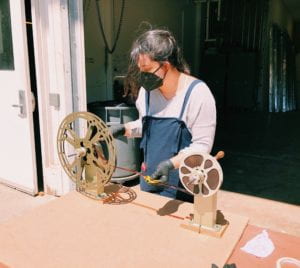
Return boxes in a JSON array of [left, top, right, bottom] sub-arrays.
[[213, 110, 300, 206]]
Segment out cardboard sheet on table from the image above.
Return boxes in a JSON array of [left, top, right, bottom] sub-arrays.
[[0, 189, 248, 268]]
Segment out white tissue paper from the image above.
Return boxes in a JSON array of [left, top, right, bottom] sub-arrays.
[[240, 230, 275, 258]]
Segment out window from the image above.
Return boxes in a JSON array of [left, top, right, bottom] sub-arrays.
[[0, 0, 14, 70]]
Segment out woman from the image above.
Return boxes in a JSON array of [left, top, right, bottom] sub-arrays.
[[116, 29, 216, 201]]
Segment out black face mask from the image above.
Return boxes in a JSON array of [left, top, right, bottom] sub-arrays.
[[139, 65, 164, 92]]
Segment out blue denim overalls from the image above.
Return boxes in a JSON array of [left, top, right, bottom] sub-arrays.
[[140, 80, 202, 202]]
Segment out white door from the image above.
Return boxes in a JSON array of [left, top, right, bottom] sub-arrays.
[[0, 0, 38, 194]]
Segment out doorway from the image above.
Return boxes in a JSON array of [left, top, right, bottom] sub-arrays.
[[24, 0, 44, 192], [198, 0, 300, 205]]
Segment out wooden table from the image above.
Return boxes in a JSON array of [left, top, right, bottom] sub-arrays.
[[0, 188, 248, 268]]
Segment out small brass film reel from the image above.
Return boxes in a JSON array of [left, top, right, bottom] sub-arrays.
[[179, 152, 223, 197], [179, 152, 225, 234]]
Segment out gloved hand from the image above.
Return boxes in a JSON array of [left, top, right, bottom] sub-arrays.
[[110, 124, 125, 137], [151, 159, 175, 183]]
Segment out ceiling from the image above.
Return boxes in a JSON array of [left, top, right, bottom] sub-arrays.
[[282, 0, 300, 21]]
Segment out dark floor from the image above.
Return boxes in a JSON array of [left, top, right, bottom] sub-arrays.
[[213, 110, 300, 205]]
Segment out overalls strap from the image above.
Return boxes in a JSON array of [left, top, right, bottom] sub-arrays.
[[145, 91, 150, 116], [178, 80, 202, 120]]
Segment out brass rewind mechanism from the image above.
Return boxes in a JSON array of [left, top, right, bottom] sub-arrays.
[[179, 151, 227, 237], [57, 112, 116, 199], [57, 111, 228, 236]]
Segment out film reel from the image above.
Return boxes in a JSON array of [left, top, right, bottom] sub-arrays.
[[179, 152, 223, 197], [57, 112, 116, 199]]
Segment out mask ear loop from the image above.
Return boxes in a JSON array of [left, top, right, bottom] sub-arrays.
[[153, 62, 168, 80], [152, 63, 163, 74]]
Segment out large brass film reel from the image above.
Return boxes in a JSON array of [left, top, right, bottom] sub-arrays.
[[57, 112, 116, 199], [179, 152, 223, 197]]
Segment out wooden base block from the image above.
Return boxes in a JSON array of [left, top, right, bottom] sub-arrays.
[[180, 209, 230, 237], [180, 220, 229, 238]]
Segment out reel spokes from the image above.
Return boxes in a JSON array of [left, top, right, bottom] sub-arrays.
[[179, 152, 223, 197]]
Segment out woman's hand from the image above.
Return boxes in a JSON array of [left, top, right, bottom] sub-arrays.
[[110, 125, 126, 137], [151, 159, 175, 183]]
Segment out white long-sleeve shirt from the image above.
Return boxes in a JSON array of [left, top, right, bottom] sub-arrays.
[[125, 73, 216, 154]]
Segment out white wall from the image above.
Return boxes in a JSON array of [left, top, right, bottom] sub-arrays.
[[83, 0, 196, 104]]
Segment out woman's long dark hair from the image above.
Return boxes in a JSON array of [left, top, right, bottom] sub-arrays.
[[124, 29, 190, 98]]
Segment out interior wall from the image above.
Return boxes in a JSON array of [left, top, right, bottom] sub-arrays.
[[296, 54, 300, 108], [294, 22, 300, 52], [294, 22, 300, 108], [270, 0, 293, 37], [84, 0, 195, 104], [199, 0, 270, 111], [84, 0, 111, 103], [269, 0, 298, 111]]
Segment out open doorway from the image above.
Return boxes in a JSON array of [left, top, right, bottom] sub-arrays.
[[82, 0, 198, 183], [82, 0, 198, 104], [198, 0, 300, 205], [81, 0, 300, 205], [25, 0, 44, 192]]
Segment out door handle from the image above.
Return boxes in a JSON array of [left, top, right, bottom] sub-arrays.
[[12, 90, 27, 118], [31, 91, 36, 112]]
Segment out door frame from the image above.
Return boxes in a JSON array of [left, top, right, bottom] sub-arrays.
[[30, 0, 86, 195], [68, 0, 87, 112]]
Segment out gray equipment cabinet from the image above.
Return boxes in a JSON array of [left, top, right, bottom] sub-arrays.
[[88, 102, 141, 183]]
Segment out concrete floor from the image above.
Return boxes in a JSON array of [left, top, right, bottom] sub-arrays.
[[218, 190, 300, 237], [0, 183, 56, 224], [213, 110, 300, 205]]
